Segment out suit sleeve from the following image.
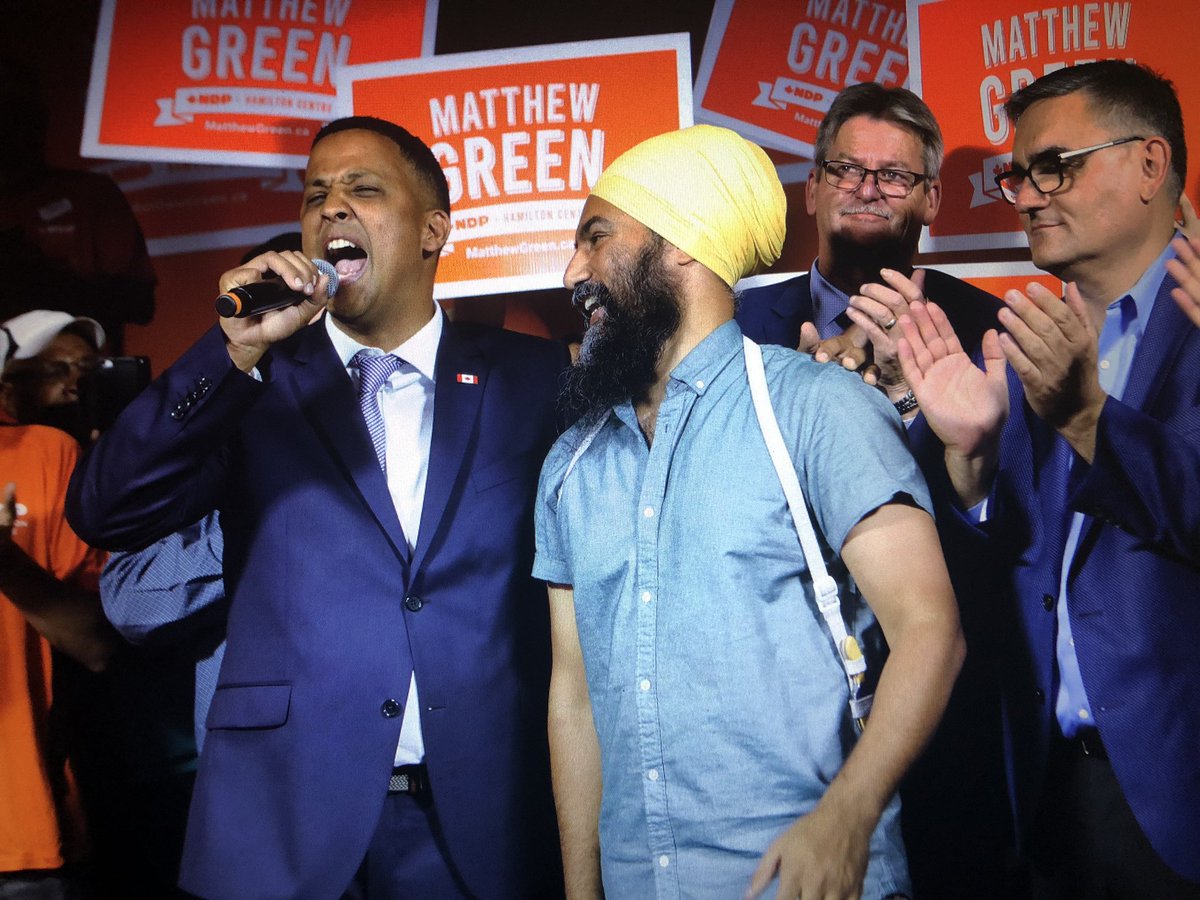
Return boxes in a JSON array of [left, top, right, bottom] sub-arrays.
[[67, 326, 266, 551], [1069, 395, 1200, 566]]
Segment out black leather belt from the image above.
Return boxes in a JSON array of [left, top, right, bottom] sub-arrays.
[[1065, 729, 1108, 761], [388, 764, 429, 796]]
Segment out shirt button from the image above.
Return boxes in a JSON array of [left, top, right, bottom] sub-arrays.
[[404, 595, 424, 612], [1042, 593, 1055, 612], [1100, 360, 1110, 369], [641, 590, 652, 603], [643, 507, 655, 518], [647, 768, 659, 781], [695, 380, 705, 389], [658, 855, 670, 868], [639, 679, 651, 692], [380, 698, 402, 718], [1079, 708, 1090, 719]]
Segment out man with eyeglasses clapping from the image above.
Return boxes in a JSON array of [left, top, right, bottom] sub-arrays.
[[736, 83, 1002, 423], [901, 60, 1200, 898]]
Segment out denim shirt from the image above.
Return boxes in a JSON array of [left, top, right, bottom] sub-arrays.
[[534, 321, 930, 899]]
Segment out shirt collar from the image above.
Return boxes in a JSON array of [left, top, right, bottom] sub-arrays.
[[325, 302, 443, 383], [809, 258, 850, 335], [1118, 233, 1176, 320], [668, 319, 743, 396]]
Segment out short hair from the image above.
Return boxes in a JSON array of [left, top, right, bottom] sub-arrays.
[[1006, 61, 1186, 201], [813, 83, 944, 178], [313, 116, 451, 214]]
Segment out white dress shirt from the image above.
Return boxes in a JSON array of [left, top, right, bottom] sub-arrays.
[[326, 305, 442, 765]]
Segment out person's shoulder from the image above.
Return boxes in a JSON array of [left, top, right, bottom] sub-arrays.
[[447, 320, 569, 368], [42, 166, 129, 204], [737, 273, 809, 309], [761, 342, 891, 414], [4, 422, 82, 470], [922, 268, 1003, 346], [538, 412, 608, 493], [736, 274, 811, 344], [16, 422, 80, 452], [923, 268, 1004, 313]]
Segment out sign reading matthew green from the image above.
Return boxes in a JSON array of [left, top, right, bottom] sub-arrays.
[[909, 0, 1199, 251], [337, 35, 692, 299], [82, 0, 437, 167], [695, 0, 909, 158]]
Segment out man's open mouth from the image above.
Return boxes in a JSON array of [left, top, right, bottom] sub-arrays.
[[326, 238, 369, 283], [572, 282, 610, 327]]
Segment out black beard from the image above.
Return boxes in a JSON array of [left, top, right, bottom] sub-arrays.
[[560, 239, 681, 424]]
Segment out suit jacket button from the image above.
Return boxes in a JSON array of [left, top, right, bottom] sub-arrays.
[[1034, 689, 1045, 704], [1042, 593, 1055, 611], [380, 699, 402, 718], [404, 595, 424, 612]]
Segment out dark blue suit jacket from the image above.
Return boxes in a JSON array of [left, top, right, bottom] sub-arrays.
[[68, 317, 568, 899], [911, 268, 1200, 882], [735, 267, 1002, 355]]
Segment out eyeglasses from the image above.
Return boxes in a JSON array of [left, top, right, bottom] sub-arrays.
[[993, 136, 1145, 204], [819, 160, 929, 198]]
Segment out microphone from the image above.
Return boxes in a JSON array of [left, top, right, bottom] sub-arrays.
[[215, 259, 340, 318]]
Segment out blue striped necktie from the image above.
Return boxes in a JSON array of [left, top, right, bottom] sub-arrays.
[[354, 350, 403, 473]]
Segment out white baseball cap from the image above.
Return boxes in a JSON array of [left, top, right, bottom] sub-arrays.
[[1, 310, 106, 365]]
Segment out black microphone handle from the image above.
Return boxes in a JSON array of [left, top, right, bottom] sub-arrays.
[[215, 280, 302, 318], [215, 259, 339, 318]]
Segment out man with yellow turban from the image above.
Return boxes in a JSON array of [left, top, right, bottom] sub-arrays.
[[534, 124, 965, 899]]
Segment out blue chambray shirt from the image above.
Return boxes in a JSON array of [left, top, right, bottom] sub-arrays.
[[534, 321, 931, 899]]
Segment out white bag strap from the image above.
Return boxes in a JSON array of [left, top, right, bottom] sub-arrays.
[[557, 411, 611, 502], [742, 337, 872, 729]]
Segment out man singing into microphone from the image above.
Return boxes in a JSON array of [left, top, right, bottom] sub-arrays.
[[67, 116, 566, 899]]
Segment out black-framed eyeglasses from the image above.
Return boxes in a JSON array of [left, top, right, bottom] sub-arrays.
[[819, 160, 930, 198], [993, 135, 1145, 204]]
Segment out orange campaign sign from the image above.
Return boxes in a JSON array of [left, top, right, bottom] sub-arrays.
[[695, 0, 910, 158], [910, 0, 1200, 252], [338, 35, 693, 299], [82, 0, 437, 167]]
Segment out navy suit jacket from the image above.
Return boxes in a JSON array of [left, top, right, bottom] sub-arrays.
[[68, 316, 568, 899], [735, 267, 1001, 356], [911, 268, 1200, 882]]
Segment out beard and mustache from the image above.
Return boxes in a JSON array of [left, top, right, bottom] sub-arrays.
[[560, 235, 682, 425]]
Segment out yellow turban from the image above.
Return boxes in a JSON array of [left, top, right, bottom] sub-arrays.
[[591, 125, 786, 288]]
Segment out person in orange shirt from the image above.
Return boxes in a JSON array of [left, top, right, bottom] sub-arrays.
[[0, 317, 114, 897]]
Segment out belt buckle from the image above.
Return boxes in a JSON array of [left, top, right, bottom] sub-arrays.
[[388, 765, 427, 795]]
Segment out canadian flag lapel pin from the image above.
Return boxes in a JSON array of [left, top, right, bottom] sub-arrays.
[[456, 373, 479, 385]]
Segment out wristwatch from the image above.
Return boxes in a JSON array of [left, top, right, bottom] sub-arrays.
[[893, 390, 919, 415]]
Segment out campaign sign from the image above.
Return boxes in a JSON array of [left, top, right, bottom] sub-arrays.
[[695, 0, 909, 158], [82, 0, 437, 167], [92, 160, 302, 256], [909, 0, 1200, 252], [338, 34, 692, 299]]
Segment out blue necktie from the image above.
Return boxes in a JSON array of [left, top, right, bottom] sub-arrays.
[[354, 350, 402, 473]]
